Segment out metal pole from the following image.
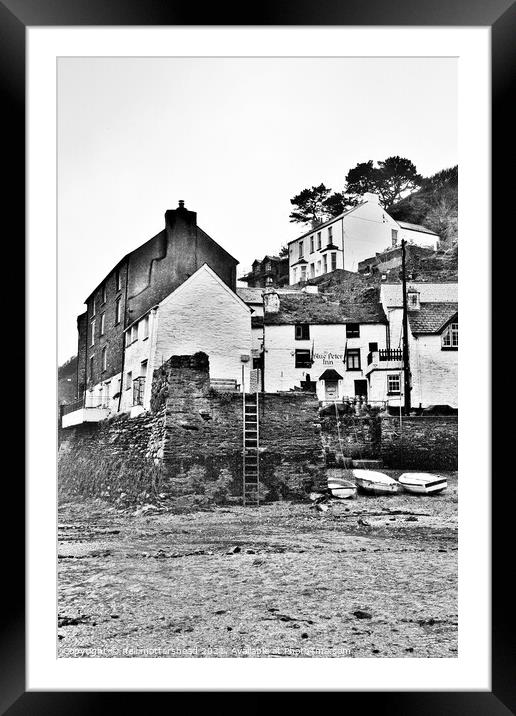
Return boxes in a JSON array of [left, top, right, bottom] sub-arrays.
[[401, 239, 412, 415], [242, 364, 246, 507]]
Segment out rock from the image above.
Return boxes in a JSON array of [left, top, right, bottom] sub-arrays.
[[301, 633, 309, 639], [353, 610, 372, 620]]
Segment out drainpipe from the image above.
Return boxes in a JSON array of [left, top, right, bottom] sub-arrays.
[[117, 261, 130, 414]]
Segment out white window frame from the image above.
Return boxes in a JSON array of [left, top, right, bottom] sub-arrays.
[[442, 322, 458, 348], [115, 297, 121, 325], [101, 346, 107, 372], [328, 226, 333, 244], [100, 313, 105, 335], [387, 373, 401, 395], [331, 252, 337, 271], [90, 319, 95, 346], [142, 315, 149, 339]]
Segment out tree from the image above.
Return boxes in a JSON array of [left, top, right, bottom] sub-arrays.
[[279, 244, 289, 258], [344, 156, 423, 208], [289, 184, 333, 226]]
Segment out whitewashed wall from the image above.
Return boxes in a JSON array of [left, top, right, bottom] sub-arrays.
[[153, 266, 252, 390], [263, 322, 388, 400], [410, 333, 458, 408]]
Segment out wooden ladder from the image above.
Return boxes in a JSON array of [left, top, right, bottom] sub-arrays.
[[242, 390, 260, 507]]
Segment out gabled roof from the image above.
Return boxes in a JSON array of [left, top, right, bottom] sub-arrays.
[[264, 293, 387, 326], [408, 302, 458, 334], [397, 221, 439, 236]]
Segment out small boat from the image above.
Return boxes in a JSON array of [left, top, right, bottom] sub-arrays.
[[353, 469, 400, 495], [398, 473, 447, 495], [327, 477, 357, 499]]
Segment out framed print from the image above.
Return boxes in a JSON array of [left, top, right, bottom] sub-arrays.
[[5, 0, 512, 709]]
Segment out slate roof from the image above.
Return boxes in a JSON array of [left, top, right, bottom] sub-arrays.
[[408, 302, 458, 334], [237, 287, 302, 304], [397, 221, 439, 236], [264, 293, 387, 326]]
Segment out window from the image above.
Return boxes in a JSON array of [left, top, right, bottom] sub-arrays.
[[101, 346, 107, 372], [317, 232, 322, 250], [407, 290, 420, 309], [295, 349, 312, 368], [298, 241, 304, 259], [300, 265, 307, 282], [328, 226, 333, 244], [346, 323, 360, 338], [310, 236, 314, 253], [266, 276, 273, 285], [310, 263, 315, 278], [115, 269, 121, 292], [331, 252, 337, 271], [142, 315, 150, 339], [100, 313, 105, 335], [346, 349, 361, 370], [323, 255, 328, 273], [391, 229, 398, 247], [90, 299, 96, 317], [140, 360, 148, 377], [442, 322, 458, 349], [89, 355, 94, 379], [265, 261, 272, 272], [253, 263, 260, 275], [132, 323, 138, 343], [316, 260, 321, 275], [115, 297, 121, 325], [387, 374, 401, 395], [101, 284, 107, 304], [295, 324, 310, 340], [292, 268, 298, 283], [90, 319, 95, 346], [125, 371, 132, 390], [368, 342, 378, 352]]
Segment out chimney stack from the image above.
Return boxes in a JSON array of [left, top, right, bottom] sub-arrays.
[[263, 287, 280, 314]]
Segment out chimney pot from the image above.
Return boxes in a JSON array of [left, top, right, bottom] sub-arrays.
[[178, 200, 185, 209]]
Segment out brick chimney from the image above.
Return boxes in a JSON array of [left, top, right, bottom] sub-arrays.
[[263, 288, 280, 314], [165, 199, 197, 232]]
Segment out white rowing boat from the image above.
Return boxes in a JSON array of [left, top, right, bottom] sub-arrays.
[[327, 477, 357, 499], [398, 473, 447, 495], [352, 469, 400, 495]]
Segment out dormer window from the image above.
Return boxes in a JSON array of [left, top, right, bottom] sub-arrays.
[[442, 322, 458, 350], [407, 288, 420, 310]]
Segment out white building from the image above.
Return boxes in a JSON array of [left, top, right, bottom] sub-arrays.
[[287, 192, 439, 284], [365, 282, 458, 409], [63, 264, 252, 426], [260, 289, 389, 402]]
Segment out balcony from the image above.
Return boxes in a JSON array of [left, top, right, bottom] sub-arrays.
[[60, 394, 110, 428], [365, 349, 403, 375]]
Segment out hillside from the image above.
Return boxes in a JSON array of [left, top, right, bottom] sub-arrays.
[[388, 166, 458, 246]]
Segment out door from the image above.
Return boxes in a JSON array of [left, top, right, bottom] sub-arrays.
[[354, 379, 368, 399], [325, 380, 339, 400]]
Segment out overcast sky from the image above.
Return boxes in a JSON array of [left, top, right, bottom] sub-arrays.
[[58, 57, 457, 363]]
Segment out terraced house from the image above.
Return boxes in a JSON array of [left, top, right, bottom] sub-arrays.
[[62, 202, 249, 427]]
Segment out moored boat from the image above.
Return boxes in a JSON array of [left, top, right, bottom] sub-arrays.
[[398, 472, 447, 495], [352, 469, 400, 495], [327, 477, 357, 499]]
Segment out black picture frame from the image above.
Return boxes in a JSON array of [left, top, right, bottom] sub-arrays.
[[6, 0, 512, 710]]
